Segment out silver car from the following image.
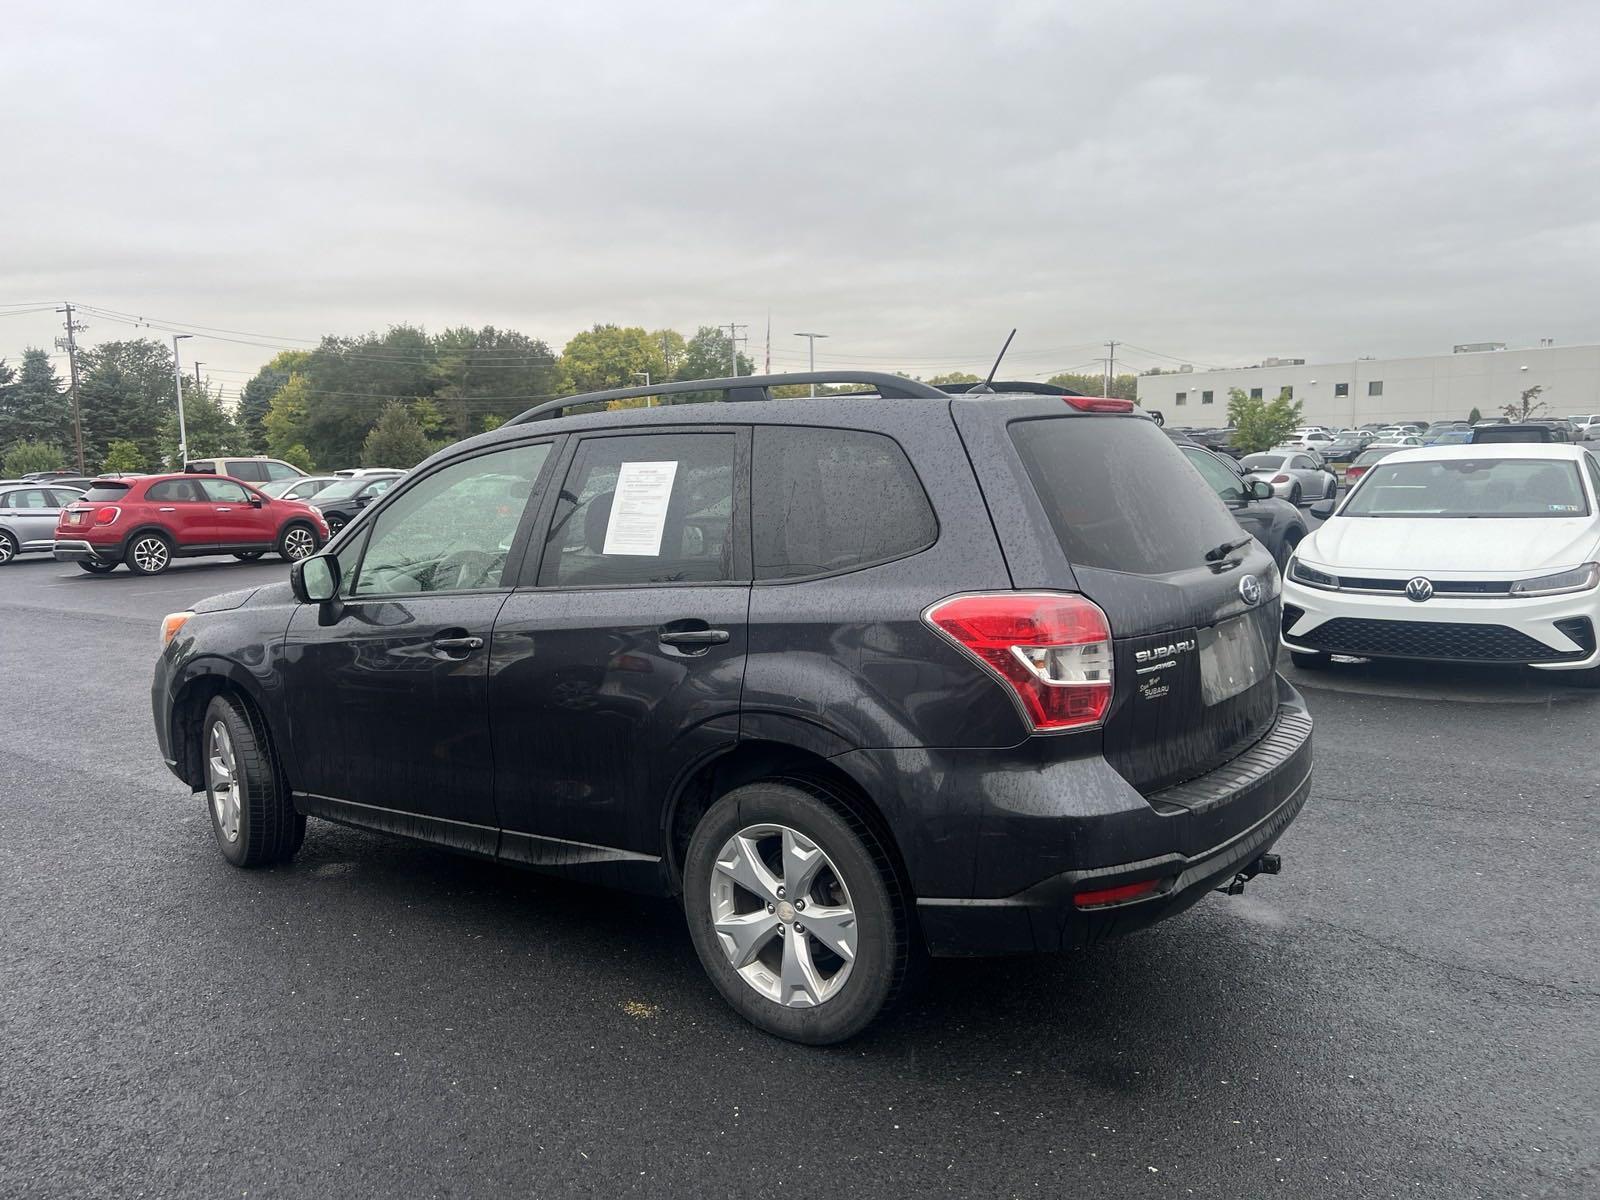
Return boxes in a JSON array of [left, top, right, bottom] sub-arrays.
[[0, 481, 84, 564], [260, 474, 342, 502], [1237, 451, 1337, 505]]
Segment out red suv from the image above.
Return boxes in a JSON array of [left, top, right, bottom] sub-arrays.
[[54, 473, 329, 575]]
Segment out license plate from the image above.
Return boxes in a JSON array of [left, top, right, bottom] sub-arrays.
[[1199, 613, 1273, 705], [67, 511, 84, 525]]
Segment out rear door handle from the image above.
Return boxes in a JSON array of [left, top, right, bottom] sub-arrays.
[[432, 635, 485, 654], [658, 628, 730, 647]]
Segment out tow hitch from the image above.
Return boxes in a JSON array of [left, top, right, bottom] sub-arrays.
[[1215, 852, 1281, 897]]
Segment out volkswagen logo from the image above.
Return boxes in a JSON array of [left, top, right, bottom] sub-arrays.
[[1405, 577, 1434, 603], [1238, 574, 1262, 606]]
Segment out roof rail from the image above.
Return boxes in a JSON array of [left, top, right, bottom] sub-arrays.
[[939, 380, 1086, 397], [507, 371, 947, 425]]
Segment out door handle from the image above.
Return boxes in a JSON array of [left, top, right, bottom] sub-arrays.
[[658, 627, 730, 647], [432, 635, 485, 654], [158, 507, 176, 512], [215, 507, 232, 512]]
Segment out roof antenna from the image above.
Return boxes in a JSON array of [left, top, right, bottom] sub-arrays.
[[970, 329, 1017, 396]]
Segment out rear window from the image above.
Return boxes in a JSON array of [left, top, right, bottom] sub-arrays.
[[752, 427, 935, 579], [1473, 427, 1549, 444], [1239, 453, 1289, 471], [82, 482, 132, 502], [1010, 417, 1242, 575]]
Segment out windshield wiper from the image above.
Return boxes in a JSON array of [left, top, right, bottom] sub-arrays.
[[1205, 536, 1252, 562]]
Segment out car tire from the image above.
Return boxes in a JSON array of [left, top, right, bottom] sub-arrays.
[[1324, 474, 1337, 498], [277, 522, 317, 562], [0, 530, 16, 565], [325, 514, 347, 536], [234, 551, 264, 562], [1288, 482, 1303, 506], [76, 560, 118, 574], [683, 778, 911, 1045], [1289, 649, 1331, 670], [201, 693, 305, 867], [125, 531, 174, 576]]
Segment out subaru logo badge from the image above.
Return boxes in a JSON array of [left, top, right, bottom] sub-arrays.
[[1406, 577, 1434, 603], [1238, 574, 1262, 606]]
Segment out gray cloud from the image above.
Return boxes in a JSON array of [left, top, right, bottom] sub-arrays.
[[3, 0, 1597, 393]]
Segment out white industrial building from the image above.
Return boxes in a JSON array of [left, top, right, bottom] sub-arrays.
[[1136, 342, 1600, 429]]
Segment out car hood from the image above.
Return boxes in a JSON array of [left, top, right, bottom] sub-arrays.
[[192, 586, 260, 614], [1303, 516, 1600, 574]]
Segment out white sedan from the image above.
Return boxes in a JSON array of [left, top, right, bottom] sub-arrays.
[[1282, 444, 1600, 683]]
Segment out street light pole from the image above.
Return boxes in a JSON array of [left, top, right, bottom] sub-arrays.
[[794, 332, 828, 397], [633, 370, 652, 407], [172, 334, 193, 467]]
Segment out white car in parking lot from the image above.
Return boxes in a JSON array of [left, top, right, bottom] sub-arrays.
[[1282, 444, 1600, 683]]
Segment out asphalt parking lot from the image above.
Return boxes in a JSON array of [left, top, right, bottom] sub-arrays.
[[2, 555, 1596, 1199]]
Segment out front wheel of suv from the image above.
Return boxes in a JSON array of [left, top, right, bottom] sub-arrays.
[[683, 779, 910, 1045], [126, 532, 174, 576], [277, 523, 317, 562], [77, 560, 118, 574], [201, 693, 305, 867]]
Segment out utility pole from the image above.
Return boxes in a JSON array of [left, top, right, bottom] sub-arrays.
[[171, 334, 193, 467], [632, 370, 653, 407], [794, 332, 829, 397], [723, 322, 747, 377], [54, 303, 86, 472], [193, 362, 204, 387], [1104, 340, 1120, 397]]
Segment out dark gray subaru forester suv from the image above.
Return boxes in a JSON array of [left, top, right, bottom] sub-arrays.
[[153, 372, 1311, 1044]]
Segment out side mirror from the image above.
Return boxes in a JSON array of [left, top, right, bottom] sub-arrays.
[[1308, 499, 1336, 520], [249, 495, 264, 508], [355, 494, 372, 508], [291, 554, 340, 604], [1248, 479, 1274, 500]]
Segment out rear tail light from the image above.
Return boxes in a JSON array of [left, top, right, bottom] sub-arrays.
[[924, 592, 1114, 732], [1073, 878, 1162, 909], [93, 506, 121, 525], [1063, 395, 1136, 413], [1347, 467, 1367, 479], [1270, 474, 1291, 484]]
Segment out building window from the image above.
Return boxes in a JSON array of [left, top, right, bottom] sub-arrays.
[[1250, 387, 1262, 400], [1175, 391, 1187, 406], [1334, 383, 1349, 397], [1201, 390, 1214, 405], [1282, 386, 1294, 400], [1368, 380, 1383, 396]]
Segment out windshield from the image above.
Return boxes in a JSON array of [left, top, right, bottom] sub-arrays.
[[1239, 454, 1288, 471], [1352, 449, 1396, 467], [1342, 458, 1590, 518], [316, 479, 368, 501]]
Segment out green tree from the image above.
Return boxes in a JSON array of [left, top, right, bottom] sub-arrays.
[[560, 325, 667, 395], [652, 329, 687, 378], [77, 339, 178, 469], [1502, 385, 1546, 422], [1227, 386, 1303, 453], [164, 379, 238, 464], [101, 439, 145, 473], [3, 439, 67, 476], [263, 374, 314, 464], [237, 350, 310, 452], [1467, 406, 1482, 425], [1049, 371, 1138, 400], [675, 325, 753, 384], [927, 371, 981, 386], [361, 400, 435, 468], [0, 349, 71, 450], [277, 443, 316, 472]]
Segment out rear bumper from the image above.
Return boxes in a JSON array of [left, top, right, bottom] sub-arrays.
[[893, 678, 1312, 956], [53, 538, 120, 564]]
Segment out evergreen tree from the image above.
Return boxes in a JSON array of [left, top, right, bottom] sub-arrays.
[[361, 400, 435, 468]]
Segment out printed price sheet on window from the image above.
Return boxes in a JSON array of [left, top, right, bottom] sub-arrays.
[[603, 461, 679, 556]]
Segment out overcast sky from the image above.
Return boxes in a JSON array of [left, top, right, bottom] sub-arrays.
[[3, 0, 1597, 398]]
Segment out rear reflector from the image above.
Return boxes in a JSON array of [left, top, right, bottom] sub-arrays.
[[1073, 878, 1161, 909], [924, 592, 1113, 731], [1063, 395, 1136, 413]]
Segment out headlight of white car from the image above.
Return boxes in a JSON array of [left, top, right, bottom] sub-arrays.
[[1508, 562, 1600, 597], [1288, 558, 1339, 590]]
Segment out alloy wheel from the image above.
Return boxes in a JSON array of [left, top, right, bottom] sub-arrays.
[[0, 535, 14, 564], [709, 823, 857, 1008], [131, 536, 169, 573], [207, 720, 242, 843], [283, 527, 315, 559]]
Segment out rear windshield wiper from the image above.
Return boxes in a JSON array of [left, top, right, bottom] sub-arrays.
[[1205, 536, 1252, 562]]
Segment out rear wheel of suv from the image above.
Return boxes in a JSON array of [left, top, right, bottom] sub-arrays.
[[683, 779, 909, 1045], [234, 551, 264, 562], [277, 523, 317, 562], [126, 532, 174, 575], [201, 694, 305, 867], [1289, 649, 1330, 670], [0, 531, 16, 564], [77, 560, 118, 574]]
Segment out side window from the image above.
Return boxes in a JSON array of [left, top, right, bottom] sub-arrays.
[[263, 461, 299, 481], [228, 461, 268, 482], [200, 479, 251, 503], [147, 479, 202, 502], [1292, 455, 1316, 471], [538, 432, 736, 588], [0, 491, 14, 507], [752, 427, 936, 580], [46, 488, 82, 506], [1585, 452, 1600, 499], [352, 442, 551, 596], [1183, 449, 1246, 502], [12, 489, 52, 509]]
